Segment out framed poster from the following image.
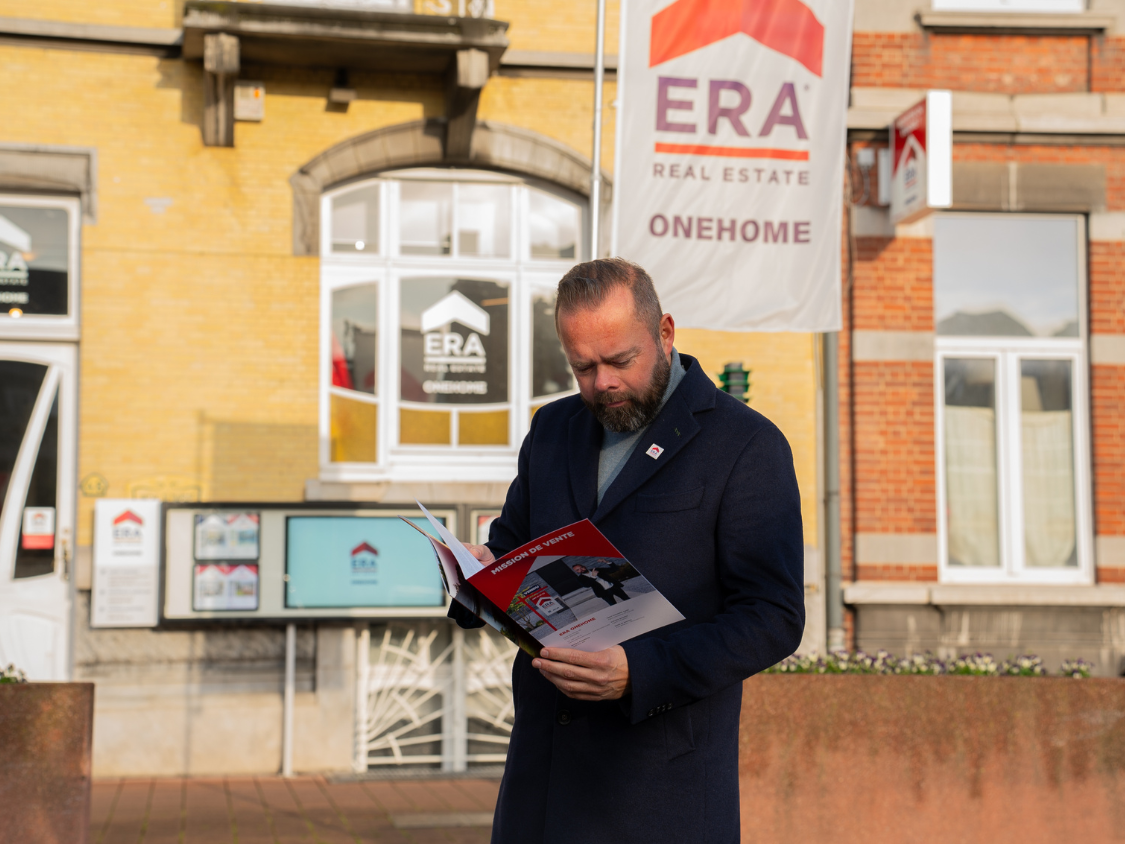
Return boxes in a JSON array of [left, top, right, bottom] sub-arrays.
[[193, 563, 260, 611], [194, 512, 260, 560]]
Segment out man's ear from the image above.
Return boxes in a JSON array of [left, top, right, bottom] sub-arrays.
[[660, 313, 675, 358]]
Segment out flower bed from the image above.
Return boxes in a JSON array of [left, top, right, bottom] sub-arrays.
[[739, 672, 1125, 844], [765, 650, 1094, 677]]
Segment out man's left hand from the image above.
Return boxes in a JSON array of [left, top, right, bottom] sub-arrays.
[[533, 646, 630, 701]]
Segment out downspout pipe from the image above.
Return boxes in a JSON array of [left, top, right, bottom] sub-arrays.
[[824, 332, 845, 652]]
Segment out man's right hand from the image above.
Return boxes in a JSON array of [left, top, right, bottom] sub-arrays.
[[462, 542, 496, 565]]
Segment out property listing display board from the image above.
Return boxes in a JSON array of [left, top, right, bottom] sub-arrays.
[[162, 505, 456, 621]]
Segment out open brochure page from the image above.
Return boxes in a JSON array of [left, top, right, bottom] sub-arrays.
[[471, 520, 685, 651], [409, 504, 684, 654]]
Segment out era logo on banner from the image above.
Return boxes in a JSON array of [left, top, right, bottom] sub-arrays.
[[650, 0, 821, 144]]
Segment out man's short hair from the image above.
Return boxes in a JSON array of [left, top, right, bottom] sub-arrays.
[[555, 258, 663, 343]]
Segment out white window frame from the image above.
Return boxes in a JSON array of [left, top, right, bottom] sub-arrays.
[[318, 170, 583, 484], [0, 194, 81, 342], [935, 213, 1093, 585], [931, 0, 1085, 12]]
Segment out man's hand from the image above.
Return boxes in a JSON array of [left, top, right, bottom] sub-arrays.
[[533, 646, 630, 701], [461, 542, 496, 564]]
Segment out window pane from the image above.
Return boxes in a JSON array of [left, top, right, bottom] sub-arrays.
[[16, 391, 58, 579], [933, 0, 1081, 10], [0, 361, 46, 514], [400, 277, 509, 406], [943, 358, 1000, 567], [330, 394, 377, 463], [330, 186, 380, 254], [529, 188, 580, 260], [532, 291, 574, 398], [0, 205, 69, 316], [332, 284, 377, 395], [1021, 359, 1077, 567], [934, 216, 1079, 337], [458, 184, 510, 258], [459, 409, 508, 445], [400, 182, 452, 256], [399, 408, 451, 445]]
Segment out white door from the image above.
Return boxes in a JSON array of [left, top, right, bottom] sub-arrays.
[[0, 341, 76, 680]]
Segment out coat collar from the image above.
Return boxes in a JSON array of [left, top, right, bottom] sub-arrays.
[[566, 354, 716, 521]]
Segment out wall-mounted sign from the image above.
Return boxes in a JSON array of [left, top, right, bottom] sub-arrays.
[[400, 278, 509, 404], [163, 505, 457, 620], [614, 0, 855, 331], [890, 90, 953, 225], [92, 499, 162, 628], [0, 205, 69, 316]]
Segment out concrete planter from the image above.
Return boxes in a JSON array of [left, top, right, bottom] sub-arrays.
[[739, 675, 1125, 844], [0, 683, 94, 844]]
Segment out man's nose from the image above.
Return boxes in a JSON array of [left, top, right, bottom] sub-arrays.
[[593, 366, 621, 393]]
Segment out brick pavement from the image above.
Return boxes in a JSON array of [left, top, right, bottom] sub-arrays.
[[90, 776, 500, 844]]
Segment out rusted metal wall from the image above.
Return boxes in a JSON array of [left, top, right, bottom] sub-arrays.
[[0, 683, 94, 844], [740, 676, 1125, 844]]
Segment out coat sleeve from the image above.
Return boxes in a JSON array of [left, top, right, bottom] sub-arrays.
[[447, 408, 540, 631], [619, 423, 805, 724]]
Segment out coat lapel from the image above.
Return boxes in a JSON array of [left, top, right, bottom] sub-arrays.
[[567, 405, 602, 518], [591, 355, 715, 523]]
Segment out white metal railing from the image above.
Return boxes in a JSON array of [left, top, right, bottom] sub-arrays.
[[354, 621, 517, 772]]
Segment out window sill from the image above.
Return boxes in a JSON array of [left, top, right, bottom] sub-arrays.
[[916, 11, 1115, 35], [845, 582, 1119, 607]]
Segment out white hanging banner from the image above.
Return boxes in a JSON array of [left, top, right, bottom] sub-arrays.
[[614, 0, 854, 331]]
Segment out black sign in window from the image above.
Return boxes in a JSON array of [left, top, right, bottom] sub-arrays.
[[0, 205, 69, 316]]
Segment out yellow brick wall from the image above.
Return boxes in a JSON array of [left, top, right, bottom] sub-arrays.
[[0, 0, 181, 29], [0, 0, 818, 555], [676, 331, 819, 547]]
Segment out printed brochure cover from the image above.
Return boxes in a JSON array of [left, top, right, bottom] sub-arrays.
[[404, 503, 684, 657]]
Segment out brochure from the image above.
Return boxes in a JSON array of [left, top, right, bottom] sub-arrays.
[[404, 503, 685, 657]]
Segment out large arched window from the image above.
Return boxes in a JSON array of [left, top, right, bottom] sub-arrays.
[[320, 169, 583, 481]]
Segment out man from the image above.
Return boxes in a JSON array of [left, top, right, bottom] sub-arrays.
[[572, 561, 630, 606], [452, 258, 804, 843]]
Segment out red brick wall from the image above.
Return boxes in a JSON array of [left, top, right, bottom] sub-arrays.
[[855, 564, 939, 582], [848, 234, 937, 583], [853, 360, 937, 537], [852, 33, 1089, 94], [1091, 242, 1125, 335], [1092, 366, 1125, 540], [1092, 37, 1125, 92], [853, 238, 933, 331]]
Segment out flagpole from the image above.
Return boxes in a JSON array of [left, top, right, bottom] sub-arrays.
[[589, 0, 607, 259]]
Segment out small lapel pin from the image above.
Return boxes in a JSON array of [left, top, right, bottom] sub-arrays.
[[646, 444, 664, 459]]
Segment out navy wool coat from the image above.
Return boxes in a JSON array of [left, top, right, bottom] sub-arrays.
[[452, 354, 805, 844]]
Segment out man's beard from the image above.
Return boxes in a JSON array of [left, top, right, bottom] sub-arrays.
[[583, 353, 672, 434]]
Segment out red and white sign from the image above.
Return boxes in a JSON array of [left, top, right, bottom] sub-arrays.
[[890, 90, 952, 225], [614, 0, 854, 331], [93, 499, 162, 628], [21, 507, 55, 550], [526, 588, 565, 616]]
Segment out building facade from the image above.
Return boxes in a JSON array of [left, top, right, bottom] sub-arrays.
[[0, 0, 821, 775], [842, 0, 1125, 675]]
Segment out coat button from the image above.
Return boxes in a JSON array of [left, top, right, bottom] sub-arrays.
[[557, 710, 571, 725], [647, 709, 656, 718]]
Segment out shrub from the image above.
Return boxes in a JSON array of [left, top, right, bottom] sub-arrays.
[[764, 650, 1093, 677], [0, 663, 28, 684]]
